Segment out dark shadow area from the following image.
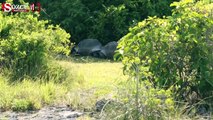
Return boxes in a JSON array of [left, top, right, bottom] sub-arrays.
[[55, 55, 120, 64]]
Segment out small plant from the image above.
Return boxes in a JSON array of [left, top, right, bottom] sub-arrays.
[[11, 99, 34, 111]]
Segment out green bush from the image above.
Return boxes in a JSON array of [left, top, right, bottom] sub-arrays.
[[118, 0, 213, 101], [89, 4, 129, 44], [0, 12, 70, 81]]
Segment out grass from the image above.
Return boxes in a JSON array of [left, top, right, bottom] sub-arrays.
[[57, 56, 128, 110], [1, 56, 211, 119], [0, 76, 68, 111], [0, 56, 127, 112]]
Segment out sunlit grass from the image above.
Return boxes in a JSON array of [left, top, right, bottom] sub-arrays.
[[57, 56, 128, 110], [0, 76, 68, 111], [0, 56, 127, 111], [58, 57, 126, 87]]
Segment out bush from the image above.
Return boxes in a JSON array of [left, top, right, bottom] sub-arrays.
[[118, 0, 213, 102], [0, 12, 70, 81], [89, 4, 129, 44]]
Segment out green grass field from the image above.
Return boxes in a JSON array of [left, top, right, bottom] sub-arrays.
[[0, 56, 127, 112]]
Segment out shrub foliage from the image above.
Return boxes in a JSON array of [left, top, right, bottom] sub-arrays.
[[118, 1, 213, 100], [0, 12, 70, 80]]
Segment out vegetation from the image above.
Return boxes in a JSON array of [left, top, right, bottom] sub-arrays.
[[0, 74, 68, 111], [0, 57, 127, 113], [57, 57, 127, 110], [117, 0, 213, 118], [0, 0, 212, 120], [23, 0, 178, 44], [0, 12, 70, 81]]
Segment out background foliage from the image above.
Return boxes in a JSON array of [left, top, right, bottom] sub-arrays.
[[19, 0, 179, 44]]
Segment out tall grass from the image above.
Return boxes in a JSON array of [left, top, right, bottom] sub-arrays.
[[0, 58, 75, 111], [0, 75, 69, 111]]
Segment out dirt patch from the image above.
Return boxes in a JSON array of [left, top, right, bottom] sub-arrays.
[[0, 106, 84, 120]]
